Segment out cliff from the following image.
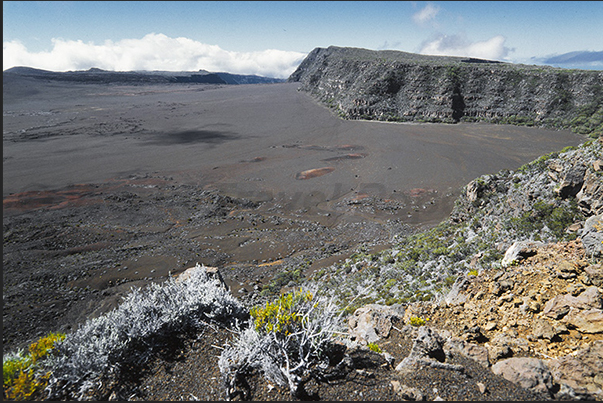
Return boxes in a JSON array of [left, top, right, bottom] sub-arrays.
[[288, 46, 603, 137]]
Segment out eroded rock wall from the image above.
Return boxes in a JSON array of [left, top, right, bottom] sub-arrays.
[[289, 46, 603, 130]]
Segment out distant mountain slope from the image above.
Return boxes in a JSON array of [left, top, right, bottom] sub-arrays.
[[288, 46, 603, 137], [3, 66, 285, 85]]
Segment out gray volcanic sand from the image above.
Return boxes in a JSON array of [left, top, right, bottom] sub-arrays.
[[2, 77, 584, 351], [3, 79, 582, 202]]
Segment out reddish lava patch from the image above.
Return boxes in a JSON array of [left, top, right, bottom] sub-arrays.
[[295, 167, 336, 180], [3, 177, 170, 214], [3, 185, 102, 212], [322, 152, 368, 162], [406, 188, 437, 197]]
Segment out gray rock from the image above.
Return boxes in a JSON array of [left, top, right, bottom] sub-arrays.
[[555, 164, 586, 199], [487, 332, 530, 360], [445, 337, 491, 367], [576, 171, 603, 215], [395, 327, 464, 373], [348, 303, 405, 343], [543, 294, 572, 319], [547, 340, 603, 400], [176, 264, 228, 289], [584, 263, 603, 287], [390, 380, 425, 401], [543, 286, 603, 320], [445, 275, 470, 305], [491, 357, 554, 396], [555, 259, 580, 279], [562, 308, 603, 333], [501, 241, 545, 268], [581, 214, 603, 258], [532, 318, 558, 341]]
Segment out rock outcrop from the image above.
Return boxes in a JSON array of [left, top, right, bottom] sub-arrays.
[[351, 240, 603, 400], [349, 240, 603, 399], [289, 46, 602, 136]]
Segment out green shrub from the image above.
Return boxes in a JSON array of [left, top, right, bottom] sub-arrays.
[[367, 342, 382, 353], [409, 316, 427, 327], [3, 332, 65, 400], [250, 288, 313, 336], [220, 287, 344, 398]]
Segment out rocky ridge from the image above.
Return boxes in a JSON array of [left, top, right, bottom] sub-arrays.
[[288, 46, 602, 136], [305, 138, 602, 315], [368, 238, 603, 401]]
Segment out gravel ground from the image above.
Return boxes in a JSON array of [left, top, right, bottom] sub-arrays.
[[117, 324, 550, 401]]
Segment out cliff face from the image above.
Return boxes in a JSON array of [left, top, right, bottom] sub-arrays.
[[289, 46, 603, 136]]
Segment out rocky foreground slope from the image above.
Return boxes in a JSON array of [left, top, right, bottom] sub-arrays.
[[129, 138, 603, 402], [289, 46, 602, 137], [7, 125, 601, 402]]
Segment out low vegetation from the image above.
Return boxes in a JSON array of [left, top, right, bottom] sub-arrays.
[[3, 332, 65, 400], [306, 139, 600, 311], [219, 287, 346, 398], [42, 265, 247, 400]]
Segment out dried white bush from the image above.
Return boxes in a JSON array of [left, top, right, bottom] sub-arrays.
[[218, 286, 347, 398], [43, 264, 246, 400]]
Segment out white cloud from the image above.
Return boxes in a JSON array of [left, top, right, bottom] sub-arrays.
[[419, 34, 512, 61], [413, 3, 440, 26], [2, 33, 307, 78]]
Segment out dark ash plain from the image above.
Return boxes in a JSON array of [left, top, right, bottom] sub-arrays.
[[3, 75, 583, 357]]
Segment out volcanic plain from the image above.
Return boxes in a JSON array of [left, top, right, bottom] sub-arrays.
[[2, 76, 584, 352]]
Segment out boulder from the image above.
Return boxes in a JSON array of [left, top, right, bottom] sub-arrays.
[[395, 327, 464, 373], [445, 337, 490, 367], [445, 275, 471, 305], [348, 303, 405, 344], [532, 318, 558, 341], [543, 286, 603, 320], [491, 357, 554, 397], [176, 264, 228, 289], [562, 308, 603, 334], [547, 340, 603, 400], [584, 263, 603, 287], [576, 171, 603, 215], [501, 241, 545, 268], [555, 164, 586, 199], [390, 381, 425, 401], [580, 214, 603, 258]]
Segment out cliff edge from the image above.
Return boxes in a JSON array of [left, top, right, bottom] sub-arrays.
[[289, 46, 602, 137]]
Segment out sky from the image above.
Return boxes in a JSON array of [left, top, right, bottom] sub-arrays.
[[3, 1, 603, 78]]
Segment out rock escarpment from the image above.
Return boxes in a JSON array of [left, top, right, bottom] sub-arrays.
[[350, 240, 603, 400], [289, 46, 602, 136]]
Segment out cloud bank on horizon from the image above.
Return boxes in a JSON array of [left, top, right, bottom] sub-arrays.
[[3, 2, 602, 76], [3, 33, 306, 79]]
